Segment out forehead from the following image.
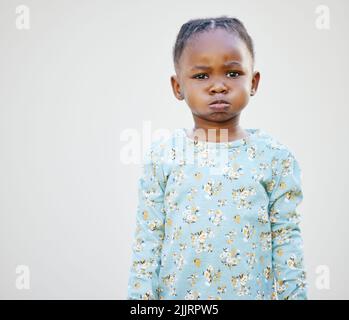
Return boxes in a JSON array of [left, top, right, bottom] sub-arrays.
[[179, 28, 251, 68]]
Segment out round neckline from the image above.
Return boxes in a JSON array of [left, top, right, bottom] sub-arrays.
[[177, 127, 259, 149]]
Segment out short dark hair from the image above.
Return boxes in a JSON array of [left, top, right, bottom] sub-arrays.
[[173, 16, 255, 70]]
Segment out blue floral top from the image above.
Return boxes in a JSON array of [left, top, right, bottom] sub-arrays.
[[127, 128, 307, 300]]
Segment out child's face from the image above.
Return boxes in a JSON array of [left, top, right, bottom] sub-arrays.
[[171, 28, 260, 125]]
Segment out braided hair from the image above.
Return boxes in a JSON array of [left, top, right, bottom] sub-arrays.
[[173, 16, 255, 70]]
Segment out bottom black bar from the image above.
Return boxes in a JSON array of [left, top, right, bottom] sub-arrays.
[[0, 300, 346, 318]]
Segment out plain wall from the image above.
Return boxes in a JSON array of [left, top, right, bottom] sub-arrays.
[[0, 0, 348, 299]]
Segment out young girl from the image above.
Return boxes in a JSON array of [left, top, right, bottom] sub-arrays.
[[126, 16, 307, 300]]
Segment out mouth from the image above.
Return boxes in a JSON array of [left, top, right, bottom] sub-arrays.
[[209, 100, 230, 111]]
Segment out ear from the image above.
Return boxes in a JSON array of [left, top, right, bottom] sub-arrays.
[[250, 71, 261, 96], [170, 75, 184, 100]]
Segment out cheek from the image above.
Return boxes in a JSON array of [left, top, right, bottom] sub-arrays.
[[187, 81, 204, 93], [233, 80, 251, 97], [184, 83, 205, 101]]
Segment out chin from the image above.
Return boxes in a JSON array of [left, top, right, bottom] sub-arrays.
[[208, 112, 235, 119]]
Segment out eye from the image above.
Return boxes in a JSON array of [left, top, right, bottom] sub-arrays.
[[227, 71, 241, 78], [193, 73, 208, 80]]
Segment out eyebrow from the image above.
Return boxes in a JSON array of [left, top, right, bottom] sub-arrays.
[[190, 61, 243, 71]]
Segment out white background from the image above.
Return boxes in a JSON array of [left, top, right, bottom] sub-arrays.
[[0, 0, 348, 299]]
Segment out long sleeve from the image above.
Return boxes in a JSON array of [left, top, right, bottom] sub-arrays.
[[127, 144, 166, 300], [268, 150, 308, 300]]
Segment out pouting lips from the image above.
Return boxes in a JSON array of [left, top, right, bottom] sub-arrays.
[[209, 99, 230, 105], [209, 100, 230, 111]]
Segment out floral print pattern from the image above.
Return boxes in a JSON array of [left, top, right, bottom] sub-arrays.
[[127, 128, 307, 300]]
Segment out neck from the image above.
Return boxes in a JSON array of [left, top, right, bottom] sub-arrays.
[[189, 113, 248, 143]]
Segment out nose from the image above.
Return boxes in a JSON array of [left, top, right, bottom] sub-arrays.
[[209, 78, 228, 94]]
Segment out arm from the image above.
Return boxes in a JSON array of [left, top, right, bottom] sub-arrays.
[[127, 144, 166, 300], [268, 150, 308, 300]]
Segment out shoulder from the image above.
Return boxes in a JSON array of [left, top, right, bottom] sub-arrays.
[[253, 128, 299, 162], [142, 129, 180, 165], [253, 129, 303, 184]]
